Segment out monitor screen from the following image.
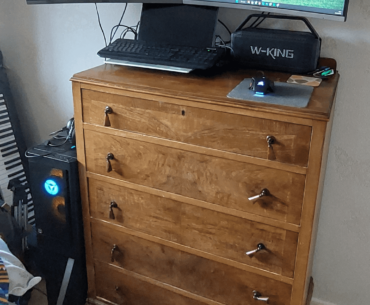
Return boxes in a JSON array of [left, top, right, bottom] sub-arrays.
[[27, 0, 349, 21], [26, 0, 182, 4], [183, 0, 349, 21]]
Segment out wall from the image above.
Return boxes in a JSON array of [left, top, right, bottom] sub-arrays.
[[0, 0, 142, 144], [0, 0, 369, 304]]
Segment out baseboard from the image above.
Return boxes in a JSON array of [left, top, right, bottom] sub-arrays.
[[310, 297, 337, 305]]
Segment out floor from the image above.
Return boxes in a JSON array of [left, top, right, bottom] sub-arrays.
[[28, 280, 48, 305], [27, 279, 91, 305]]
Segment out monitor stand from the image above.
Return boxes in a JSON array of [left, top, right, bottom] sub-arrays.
[[104, 58, 193, 73], [102, 4, 219, 73]]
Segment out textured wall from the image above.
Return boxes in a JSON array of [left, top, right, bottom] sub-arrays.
[[0, 0, 369, 304]]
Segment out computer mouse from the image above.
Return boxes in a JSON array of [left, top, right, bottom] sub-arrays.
[[249, 75, 275, 95]]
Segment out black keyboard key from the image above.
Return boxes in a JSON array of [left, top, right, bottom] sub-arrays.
[[6, 161, 22, 171], [3, 149, 18, 157], [2, 144, 17, 153], [4, 157, 21, 165], [0, 140, 16, 148], [8, 169, 24, 178]]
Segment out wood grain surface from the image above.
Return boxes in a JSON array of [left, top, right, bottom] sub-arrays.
[[84, 123, 307, 176], [88, 178, 298, 276], [94, 261, 209, 305], [85, 130, 306, 225], [290, 120, 328, 304], [72, 60, 338, 305], [82, 89, 312, 166], [72, 82, 96, 298], [71, 61, 338, 121], [91, 222, 292, 305], [88, 172, 300, 233]]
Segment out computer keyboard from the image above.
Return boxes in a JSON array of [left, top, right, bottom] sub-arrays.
[[97, 39, 224, 70]]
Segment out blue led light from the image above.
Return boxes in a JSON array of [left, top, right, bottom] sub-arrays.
[[44, 179, 59, 195], [255, 92, 265, 96]]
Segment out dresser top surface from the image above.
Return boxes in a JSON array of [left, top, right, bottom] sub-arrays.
[[71, 60, 339, 121]]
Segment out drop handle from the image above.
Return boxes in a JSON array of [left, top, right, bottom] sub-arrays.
[[111, 244, 118, 262], [104, 106, 113, 127], [246, 243, 266, 256], [266, 135, 275, 148], [109, 201, 118, 219], [248, 189, 270, 201], [253, 290, 269, 303], [106, 153, 114, 173]]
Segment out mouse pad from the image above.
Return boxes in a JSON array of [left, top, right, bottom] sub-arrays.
[[227, 78, 313, 108]]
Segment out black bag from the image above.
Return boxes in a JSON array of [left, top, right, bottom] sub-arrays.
[[231, 14, 321, 74]]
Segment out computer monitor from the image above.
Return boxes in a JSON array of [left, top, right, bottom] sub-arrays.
[[26, 0, 182, 4], [183, 0, 349, 21], [27, 0, 349, 22]]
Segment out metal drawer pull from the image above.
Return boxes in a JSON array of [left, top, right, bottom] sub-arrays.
[[104, 106, 113, 127], [248, 189, 270, 201], [266, 135, 275, 148], [253, 290, 269, 303], [109, 201, 118, 219], [111, 244, 118, 262], [246, 243, 265, 256], [106, 153, 114, 173]]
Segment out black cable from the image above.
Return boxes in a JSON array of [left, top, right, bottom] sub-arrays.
[[111, 25, 128, 39], [95, 3, 107, 47], [215, 35, 226, 47], [111, 24, 138, 40], [253, 12, 270, 28], [120, 28, 129, 39], [215, 35, 233, 55], [25, 151, 51, 158], [249, 12, 266, 28], [53, 135, 67, 140], [218, 19, 231, 35], [215, 35, 230, 47], [110, 3, 128, 44], [121, 28, 136, 39], [46, 139, 69, 147], [126, 21, 140, 40]]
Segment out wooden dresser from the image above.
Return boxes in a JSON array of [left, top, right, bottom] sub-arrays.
[[71, 61, 338, 305]]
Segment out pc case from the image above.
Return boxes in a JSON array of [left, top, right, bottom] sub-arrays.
[[27, 142, 87, 305]]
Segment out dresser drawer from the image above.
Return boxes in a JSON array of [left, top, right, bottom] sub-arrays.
[[94, 261, 206, 305], [82, 89, 311, 166], [92, 222, 292, 305], [85, 130, 306, 225], [88, 178, 298, 277]]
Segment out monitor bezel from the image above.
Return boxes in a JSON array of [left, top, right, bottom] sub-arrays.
[[26, 0, 349, 22], [26, 0, 182, 4], [183, 0, 349, 21]]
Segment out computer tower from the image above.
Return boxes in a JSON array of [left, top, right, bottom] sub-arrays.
[[27, 142, 87, 305]]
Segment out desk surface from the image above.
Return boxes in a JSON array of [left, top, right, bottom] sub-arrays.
[[71, 58, 339, 121]]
